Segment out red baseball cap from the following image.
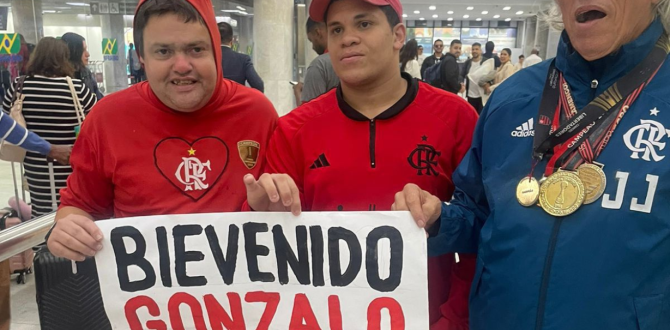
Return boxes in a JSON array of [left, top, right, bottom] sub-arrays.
[[309, 0, 403, 23]]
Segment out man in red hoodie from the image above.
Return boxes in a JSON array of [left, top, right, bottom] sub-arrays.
[[46, 0, 277, 261], [244, 0, 477, 328]]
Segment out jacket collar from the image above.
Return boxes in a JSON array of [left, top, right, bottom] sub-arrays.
[[337, 72, 418, 121], [556, 18, 664, 109]]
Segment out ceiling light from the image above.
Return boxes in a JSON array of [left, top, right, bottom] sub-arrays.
[[505, 18, 512, 21], [476, 18, 482, 21], [447, 10, 454, 14], [236, 6, 246, 11], [466, 7, 474, 10], [429, 6, 436, 10], [516, 11, 524, 15], [66, 2, 88, 6], [463, 14, 470, 18], [482, 11, 488, 15], [42, 10, 56, 13], [432, 14, 438, 18], [402, 14, 408, 18], [414, 10, 420, 14], [447, 17, 453, 21], [503, 6, 511, 10], [493, 14, 500, 18], [419, 17, 425, 21]]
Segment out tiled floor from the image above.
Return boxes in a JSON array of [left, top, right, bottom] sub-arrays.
[[0, 162, 40, 329]]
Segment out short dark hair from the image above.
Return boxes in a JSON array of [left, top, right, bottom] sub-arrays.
[[306, 18, 325, 33], [472, 42, 481, 48], [519, 54, 525, 59], [218, 22, 233, 44], [325, 2, 399, 30], [26, 37, 75, 78], [434, 39, 443, 45], [133, 0, 205, 57], [502, 48, 512, 56], [485, 41, 495, 53], [450, 39, 462, 47]]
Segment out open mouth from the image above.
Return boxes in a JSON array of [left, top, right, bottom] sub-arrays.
[[171, 80, 196, 86], [576, 10, 607, 24]]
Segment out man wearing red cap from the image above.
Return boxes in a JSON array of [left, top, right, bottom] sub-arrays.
[[243, 0, 478, 328]]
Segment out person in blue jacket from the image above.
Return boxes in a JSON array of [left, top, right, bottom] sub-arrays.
[[0, 111, 71, 164], [393, 0, 670, 329]]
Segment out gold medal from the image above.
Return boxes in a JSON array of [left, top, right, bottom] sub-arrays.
[[577, 163, 607, 204], [539, 171, 585, 217], [516, 177, 540, 207]]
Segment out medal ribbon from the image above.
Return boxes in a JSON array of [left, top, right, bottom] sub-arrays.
[[533, 34, 670, 177]]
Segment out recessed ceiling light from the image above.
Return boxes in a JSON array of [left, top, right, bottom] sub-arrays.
[[432, 14, 438, 18], [505, 18, 512, 21], [42, 10, 56, 13], [429, 5, 436, 10], [236, 6, 246, 11], [66, 2, 88, 6], [447, 17, 453, 21], [476, 18, 482, 21], [466, 6, 474, 10], [447, 10, 454, 14], [516, 11, 524, 15], [402, 14, 408, 18], [481, 11, 488, 15], [503, 6, 511, 10], [419, 17, 425, 20], [414, 10, 420, 14], [463, 14, 470, 18]]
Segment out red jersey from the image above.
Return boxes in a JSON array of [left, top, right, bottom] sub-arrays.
[[59, 0, 278, 219], [264, 73, 478, 328]]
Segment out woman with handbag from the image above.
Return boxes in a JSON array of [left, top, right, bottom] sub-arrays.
[[2, 37, 96, 218]]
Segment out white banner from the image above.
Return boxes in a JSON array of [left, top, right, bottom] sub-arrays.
[[94, 212, 429, 330]]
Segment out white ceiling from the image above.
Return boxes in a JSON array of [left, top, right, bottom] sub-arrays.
[[400, 0, 553, 21]]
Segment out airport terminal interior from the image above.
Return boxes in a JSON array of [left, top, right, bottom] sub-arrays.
[[0, 0, 566, 328]]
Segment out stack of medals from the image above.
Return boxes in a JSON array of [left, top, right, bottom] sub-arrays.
[[516, 34, 670, 216]]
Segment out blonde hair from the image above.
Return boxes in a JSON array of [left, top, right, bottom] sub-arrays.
[[543, 0, 670, 32]]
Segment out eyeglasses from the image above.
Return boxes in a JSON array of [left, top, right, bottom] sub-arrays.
[[435, 45, 444, 48]]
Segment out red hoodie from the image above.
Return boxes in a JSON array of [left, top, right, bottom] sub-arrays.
[[59, 0, 278, 219]]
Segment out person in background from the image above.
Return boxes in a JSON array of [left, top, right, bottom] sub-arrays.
[[435, 39, 462, 94], [482, 40, 501, 68], [2, 37, 96, 218], [218, 22, 264, 92], [418, 44, 426, 66], [0, 109, 72, 165], [127, 43, 142, 84], [294, 18, 340, 105], [523, 48, 543, 68], [400, 39, 422, 78], [515, 54, 525, 71], [245, 0, 478, 328], [61, 32, 104, 99], [421, 39, 445, 79], [484, 48, 516, 94], [464, 42, 484, 113]]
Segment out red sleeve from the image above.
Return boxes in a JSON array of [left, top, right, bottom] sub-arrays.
[[431, 254, 476, 330], [242, 115, 307, 211], [59, 114, 114, 220]]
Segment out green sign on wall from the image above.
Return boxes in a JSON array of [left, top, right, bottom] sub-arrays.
[[0, 34, 20, 55], [102, 38, 118, 55]]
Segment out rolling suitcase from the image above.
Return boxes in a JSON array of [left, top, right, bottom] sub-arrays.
[[34, 161, 111, 329]]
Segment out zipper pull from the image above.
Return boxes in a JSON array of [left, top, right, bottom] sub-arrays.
[[591, 79, 598, 89]]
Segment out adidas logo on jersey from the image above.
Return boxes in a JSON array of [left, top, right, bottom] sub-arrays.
[[310, 153, 330, 169], [511, 118, 535, 137]]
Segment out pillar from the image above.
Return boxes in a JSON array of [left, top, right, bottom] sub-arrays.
[[11, 0, 43, 44], [100, 14, 128, 94], [253, 0, 294, 115]]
